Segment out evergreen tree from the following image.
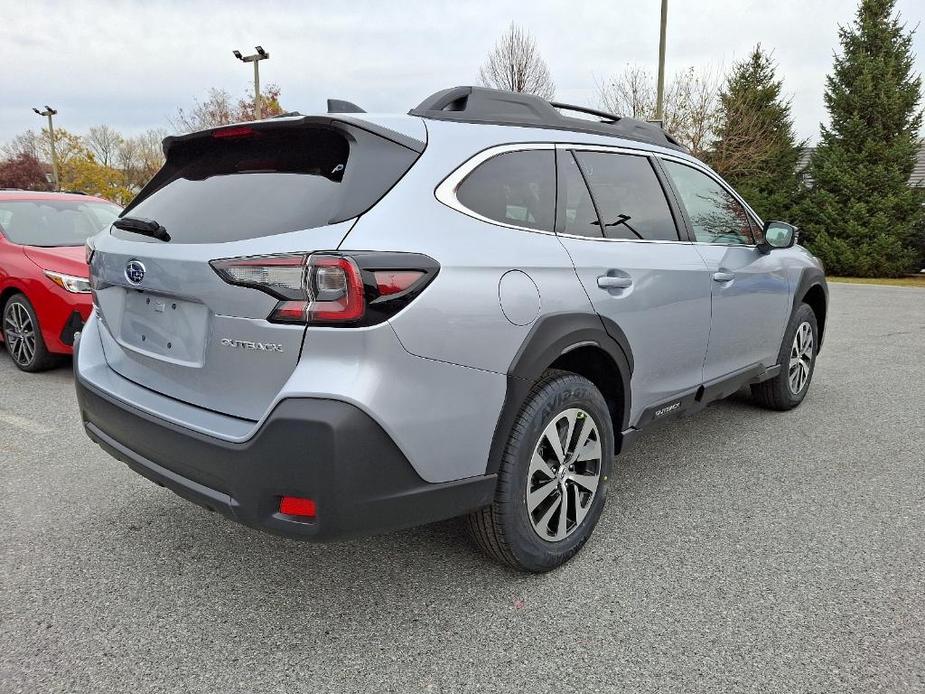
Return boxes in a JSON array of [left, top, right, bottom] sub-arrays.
[[709, 46, 803, 221], [798, 0, 923, 276]]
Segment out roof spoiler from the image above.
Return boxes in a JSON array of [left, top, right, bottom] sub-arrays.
[[161, 115, 425, 156]]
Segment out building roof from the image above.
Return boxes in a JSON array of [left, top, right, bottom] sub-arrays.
[[799, 144, 925, 187], [912, 144, 925, 187]]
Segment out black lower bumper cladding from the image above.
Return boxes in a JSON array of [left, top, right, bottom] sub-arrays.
[[59, 311, 84, 347], [75, 378, 495, 541]]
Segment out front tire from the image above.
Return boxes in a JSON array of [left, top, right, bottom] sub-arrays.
[[2, 293, 58, 372], [751, 302, 819, 411], [468, 370, 614, 572]]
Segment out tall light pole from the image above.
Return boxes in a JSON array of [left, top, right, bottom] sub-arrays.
[[32, 106, 59, 190], [654, 0, 668, 125], [233, 46, 270, 119]]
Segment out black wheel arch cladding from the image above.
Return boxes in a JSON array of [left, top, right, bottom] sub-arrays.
[[486, 312, 633, 476], [793, 268, 828, 349]]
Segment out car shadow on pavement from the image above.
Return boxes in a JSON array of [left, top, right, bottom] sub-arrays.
[[66, 372, 833, 643]]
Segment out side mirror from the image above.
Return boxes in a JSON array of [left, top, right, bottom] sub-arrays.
[[758, 221, 798, 253]]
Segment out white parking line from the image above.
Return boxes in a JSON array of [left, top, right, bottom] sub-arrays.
[[0, 410, 52, 435]]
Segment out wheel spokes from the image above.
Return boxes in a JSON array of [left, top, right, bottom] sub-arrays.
[[542, 418, 567, 465], [574, 418, 601, 463], [554, 485, 569, 540], [573, 484, 591, 526], [527, 479, 558, 513], [787, 321, 814, 394], [535, 493, 563, 537], [4, 303, 36, 366], [526, 407, 604, 542], [571, 471, 599, 496]]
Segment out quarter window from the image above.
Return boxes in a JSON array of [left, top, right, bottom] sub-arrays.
[[662, 160, 754, 245], [572, 151, 679, 241], [455, 150, 555, 231]]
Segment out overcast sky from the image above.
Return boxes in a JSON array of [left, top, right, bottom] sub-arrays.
[[2, 0, 923, 145]]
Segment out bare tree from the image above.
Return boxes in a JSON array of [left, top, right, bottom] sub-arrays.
[[170, 85, 286, 134], [597, 64, 656, 120], [117, 128, 167, 190], [1, 129, 41, 160], [85, 125, 124, 167], [479, 23, 556, 100], [598, 64, 722, 157], [170, 88, 237, 133]]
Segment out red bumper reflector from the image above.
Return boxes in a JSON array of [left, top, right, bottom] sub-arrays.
[[279, 496, 316, 518]]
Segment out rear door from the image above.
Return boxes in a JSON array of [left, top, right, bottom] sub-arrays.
[[89, 119, 422, 421], [659, 158, 791, 382], [555, 146, 712, 425]]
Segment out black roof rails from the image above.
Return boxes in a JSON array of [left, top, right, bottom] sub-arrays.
[[409, 86, 684, 151], [327, 99, 366, 114]]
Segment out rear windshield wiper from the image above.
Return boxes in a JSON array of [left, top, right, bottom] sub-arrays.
[[112, 216, 171, 242]]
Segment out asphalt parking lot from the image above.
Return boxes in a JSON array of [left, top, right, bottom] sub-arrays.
[[1, 283, 923, 693]]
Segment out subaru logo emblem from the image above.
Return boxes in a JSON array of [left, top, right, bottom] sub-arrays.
[[125, 260, 146, 285]]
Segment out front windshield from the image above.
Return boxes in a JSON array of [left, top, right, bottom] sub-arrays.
[[0, 199, 121, 247]]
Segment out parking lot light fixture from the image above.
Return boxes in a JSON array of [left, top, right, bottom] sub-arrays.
[[32, 105, 59, 191], [233, 46, 270, 120]]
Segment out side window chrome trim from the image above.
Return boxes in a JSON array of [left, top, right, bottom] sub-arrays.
[[554, 143, 654, 157], [434, 142, 557, 234], [434, 141, 761, 248]]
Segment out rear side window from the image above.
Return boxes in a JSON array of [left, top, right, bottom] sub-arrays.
[[455, 150, 555, 231], [573, 151, 679, 241], [121, 126, 418, 244]]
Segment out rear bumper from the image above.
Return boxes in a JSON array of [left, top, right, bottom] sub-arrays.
[[75, 370, 496, 542]]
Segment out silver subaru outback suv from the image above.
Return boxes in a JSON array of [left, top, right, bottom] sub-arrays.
[[75, 86, 827, 572]]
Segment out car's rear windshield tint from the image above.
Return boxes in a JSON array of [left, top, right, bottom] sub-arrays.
[[120, 126, 417, 244], [0, 200, 121, 247]]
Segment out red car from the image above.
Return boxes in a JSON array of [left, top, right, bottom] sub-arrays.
[[0, 190, 121, 371]]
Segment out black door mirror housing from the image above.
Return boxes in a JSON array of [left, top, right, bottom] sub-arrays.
[[757, 221, 798, 253]]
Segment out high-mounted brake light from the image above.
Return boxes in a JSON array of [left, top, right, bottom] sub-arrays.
[[210, 251, 439, 327], [212, 125, 256, 139]]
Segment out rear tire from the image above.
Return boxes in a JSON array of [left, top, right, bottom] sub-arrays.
[[751, 302, 818, 411], [468, 370, 614, 572], [2, 293, 59, 372]]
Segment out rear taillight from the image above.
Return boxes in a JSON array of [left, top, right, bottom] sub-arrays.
[[210, 251, 438, 327]]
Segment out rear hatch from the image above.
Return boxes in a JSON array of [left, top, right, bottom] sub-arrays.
[[89, 116, 424, 421]]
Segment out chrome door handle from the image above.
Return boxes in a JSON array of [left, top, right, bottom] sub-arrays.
[[597, 275, 632, 289], [712, 271, 735, 282]]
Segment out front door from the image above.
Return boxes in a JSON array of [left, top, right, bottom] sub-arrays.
[[659, 159, 791, 383]]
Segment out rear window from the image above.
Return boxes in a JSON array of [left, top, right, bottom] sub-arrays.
[[0, 199, 121, 247], [120, 126, 418, 244], [456, 150, 555, 231]]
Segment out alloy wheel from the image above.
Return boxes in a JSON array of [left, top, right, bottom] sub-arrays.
[[525, 407, 603, 542], [788, 321, 814, 395], [3, 302, 36, 368]]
